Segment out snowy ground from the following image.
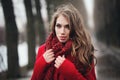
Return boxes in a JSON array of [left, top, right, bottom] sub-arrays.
[[0, 42, 38, 72]]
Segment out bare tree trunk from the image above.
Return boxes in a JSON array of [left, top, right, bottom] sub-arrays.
[[1, 0, 20, 78], [24, 0, 36, 69], [34, 0, 46, 45]]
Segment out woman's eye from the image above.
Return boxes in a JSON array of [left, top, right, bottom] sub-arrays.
[[65, 25, 70, 29], [56, 24, 61, 28]]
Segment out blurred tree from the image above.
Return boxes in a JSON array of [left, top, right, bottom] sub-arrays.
[[46, 0, 69, 21], [1, 0, 20, 78], [34, 0, 46, 45], [24, 0, 36, 69], [94, 0, 120, 47]]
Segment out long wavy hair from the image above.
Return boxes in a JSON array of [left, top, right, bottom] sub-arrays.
[[49, 3, 96, 70]]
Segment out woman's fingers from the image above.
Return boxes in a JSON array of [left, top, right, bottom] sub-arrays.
[[45, 49, 53, 53], [43, 49, 55, 63], [43, 50, 66, 67], [54, 55, 65, 68]]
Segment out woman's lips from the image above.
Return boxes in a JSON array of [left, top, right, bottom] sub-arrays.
[[59, 36, 66, 40]]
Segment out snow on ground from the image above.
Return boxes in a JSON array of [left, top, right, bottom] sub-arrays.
[[0, 45, 7, 72], [0, 42, 39, 72]]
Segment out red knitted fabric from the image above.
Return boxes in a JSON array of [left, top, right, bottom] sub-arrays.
[[43, 33, 72, 80]]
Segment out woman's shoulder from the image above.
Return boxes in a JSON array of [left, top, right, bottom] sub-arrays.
[[36, 44, 46, 58], [38, 43, 46, 52], [39, 43, 46, 49]]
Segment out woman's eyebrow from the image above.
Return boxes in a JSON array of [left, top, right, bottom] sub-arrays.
[[64, 24, 69, 26]]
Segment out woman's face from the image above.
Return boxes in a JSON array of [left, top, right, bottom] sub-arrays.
[[55, 15, 70, 43]]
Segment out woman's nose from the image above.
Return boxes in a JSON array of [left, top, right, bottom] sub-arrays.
[[61, 27, 65, 34]]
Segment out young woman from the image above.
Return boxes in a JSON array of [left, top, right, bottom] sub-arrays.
[[31, 3, 96, 80]]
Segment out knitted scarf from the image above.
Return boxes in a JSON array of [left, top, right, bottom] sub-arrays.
[[43, 33, 72, 80]]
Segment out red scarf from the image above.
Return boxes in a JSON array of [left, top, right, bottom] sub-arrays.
[[43, 33, 72, 80]]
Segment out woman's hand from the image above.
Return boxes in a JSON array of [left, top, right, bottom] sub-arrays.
[[54, 55, 65, 68], [43, 49, 55, 63]]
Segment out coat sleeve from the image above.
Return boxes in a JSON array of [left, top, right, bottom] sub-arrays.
[[58, 59, 96, 80], [31, 44, 48, 80]]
